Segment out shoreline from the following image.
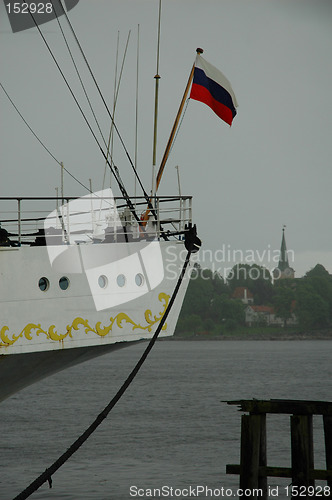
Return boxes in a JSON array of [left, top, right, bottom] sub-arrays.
[[169, 329, 332, 341]]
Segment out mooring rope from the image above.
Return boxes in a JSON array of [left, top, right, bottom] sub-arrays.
[[13, 245, 193, 500]]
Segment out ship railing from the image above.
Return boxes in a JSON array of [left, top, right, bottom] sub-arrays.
[[0, 195, 192, 246]]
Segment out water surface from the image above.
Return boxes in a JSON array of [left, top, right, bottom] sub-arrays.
[[1, 340, 331, 499]]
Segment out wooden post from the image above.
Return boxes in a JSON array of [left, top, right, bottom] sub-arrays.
[[323, 415, 332, 489], [240, 414, 262, 498], [226, 400, 332, 493], [258, 414, 267, 499], [290, 415, 314, 492]]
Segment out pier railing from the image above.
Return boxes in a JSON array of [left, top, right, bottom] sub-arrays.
[[226, 399, 332, 499], [0, 195, 192, 246]]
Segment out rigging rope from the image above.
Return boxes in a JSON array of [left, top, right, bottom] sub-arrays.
[[52, 0, 156, 216], [0, 82, 91, 193], [102, 30, 132, 193], [19, 0, 150, 224], [51, 5, 132, 217], [1, 81, 122, 213], [13, 245, 193, 500], [51, 1, 108, 151]]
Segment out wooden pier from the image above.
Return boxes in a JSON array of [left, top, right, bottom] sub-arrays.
[[226, 400, 332, 499]]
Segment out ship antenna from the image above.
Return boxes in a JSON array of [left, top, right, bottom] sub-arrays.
[[140, 48, 201, 225], [134, 24, 140, 204], [151, 0, 162, 199]]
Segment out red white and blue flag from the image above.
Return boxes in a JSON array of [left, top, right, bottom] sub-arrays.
[[190, 55, 238, 126]]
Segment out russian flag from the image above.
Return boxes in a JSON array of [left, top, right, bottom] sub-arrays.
[[190, 55, 238, 126]]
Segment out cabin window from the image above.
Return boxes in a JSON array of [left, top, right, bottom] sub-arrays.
[[116, 274, 126, 287], [98, 275, 108, 288], [59, 276, 70, 290], [135, 273, 144, 287], [38, 277, 49, 291]]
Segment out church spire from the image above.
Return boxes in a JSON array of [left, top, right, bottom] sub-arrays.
[[273, 226, 295, 280], [278, 225, 289, 271]]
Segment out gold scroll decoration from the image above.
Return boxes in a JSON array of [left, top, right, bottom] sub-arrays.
[[0, 293, 170, 347]]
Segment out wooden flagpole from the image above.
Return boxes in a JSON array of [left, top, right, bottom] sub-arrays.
[[141, 48, 202, 225]]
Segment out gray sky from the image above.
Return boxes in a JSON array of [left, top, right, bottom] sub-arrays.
[[1, 0, 331, 278]]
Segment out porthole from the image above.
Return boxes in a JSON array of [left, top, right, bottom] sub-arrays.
[[98, 275, 108, 288], [135, 273, 144, 287], [38, 277, 49, 292], [59, 276, 70, 290], [116, 274, 126, 287]]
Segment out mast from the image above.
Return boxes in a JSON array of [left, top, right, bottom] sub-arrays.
[[134, 24, 140, 202], [151, 0, 162, 198], [141, 48, 201, 225]]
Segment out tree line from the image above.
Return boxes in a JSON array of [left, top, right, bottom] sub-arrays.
[[176, 263, 332, 335]]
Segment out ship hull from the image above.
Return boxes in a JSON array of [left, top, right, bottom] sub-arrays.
[[0, 240, 190, 401]]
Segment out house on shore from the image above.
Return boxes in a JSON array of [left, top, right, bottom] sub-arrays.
[[245, 304, 298, 327]]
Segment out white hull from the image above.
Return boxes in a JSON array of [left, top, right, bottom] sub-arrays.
[[0, 240, 191, 401]]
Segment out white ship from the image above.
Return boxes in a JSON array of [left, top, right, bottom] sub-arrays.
[[0, 3, 201, 402], [1, 3, 237, 403], [0, 188, 196, 401]]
